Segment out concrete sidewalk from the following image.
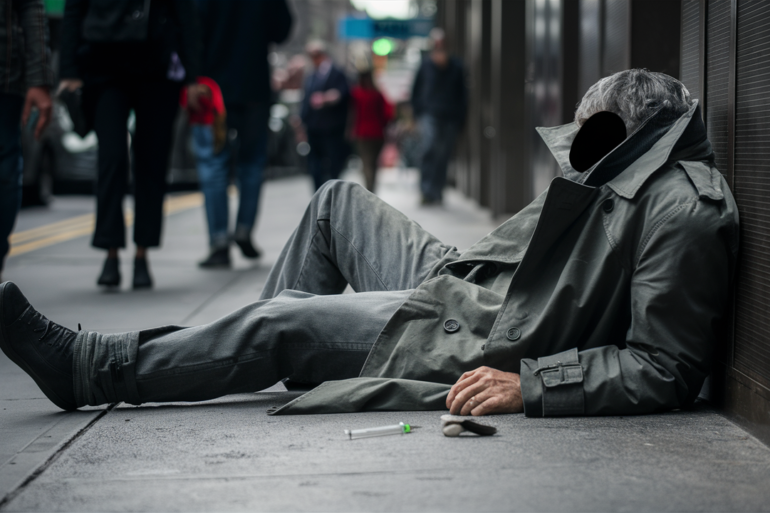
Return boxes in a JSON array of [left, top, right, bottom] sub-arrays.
[[1, 169, 770, 512]]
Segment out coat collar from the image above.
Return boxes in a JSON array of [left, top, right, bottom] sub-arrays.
[[537, 101, 715, 200]]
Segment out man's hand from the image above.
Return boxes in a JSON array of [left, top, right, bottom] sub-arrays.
[[310, 88, 341, 110], [446, 366, 524, 416], [22, 86, 52, 140], [186, 83, 210, 113], [57, 79, 83, 94]]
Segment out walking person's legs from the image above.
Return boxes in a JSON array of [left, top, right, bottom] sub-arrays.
[[91, 85, 132, 287], [431, 122, 459, 200], [327, 128, 349, 182], [418, 114, 440, 204], [192, 124, 232, 267], [130, 80, 182, 288], [261, 180, 459, 300], [356, 138, 384, 192], [306, 130, 327, 191], [229, 103, 269, 258], [0, 94, 24, 281]]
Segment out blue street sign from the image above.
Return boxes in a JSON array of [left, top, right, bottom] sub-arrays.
[[338, 17, 433, 40]]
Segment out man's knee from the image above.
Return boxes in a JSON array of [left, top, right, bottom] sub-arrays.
[[312, 180, 373, 215]]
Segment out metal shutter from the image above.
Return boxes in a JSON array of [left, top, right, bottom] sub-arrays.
[[706, 0, 731, 176], [603, 0, 630, 75], [732, 0, 770, 389], [681, 0, 702, 101]]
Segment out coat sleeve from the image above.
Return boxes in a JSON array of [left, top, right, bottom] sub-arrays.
[[20, 0, 55, 88], [59, 0, 88, 79], [266, 0, 293, 45], [519, 198, 738, 416], [172, 0, 201, 85]]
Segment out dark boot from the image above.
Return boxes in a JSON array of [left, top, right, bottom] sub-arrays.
[[0, 281, 78, 410], [233, 235, 261, 259], [198, 246, 231, 268], [97, 256, 120, 287], [133, 257, 153, 289]]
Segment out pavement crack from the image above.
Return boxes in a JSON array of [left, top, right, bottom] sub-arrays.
[[179, 274, 245, 326], [0, 403, 118, 511]]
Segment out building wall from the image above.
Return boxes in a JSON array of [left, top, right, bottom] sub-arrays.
[[681, 0, 770, 446], [438, 0, 679, 216]]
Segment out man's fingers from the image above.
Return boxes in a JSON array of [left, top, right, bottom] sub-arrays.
[[471, 396, 502, 416], [21, 97, 32, 128], [446, 370, 481, 408], [450, 381, 488, 415], [35, 106, 51, 140], [458, 386, 494, 416]]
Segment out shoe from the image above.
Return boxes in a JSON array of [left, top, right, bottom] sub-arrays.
[[233, 237, 262, 259], [198, 247, 231, 268], [97, 256, 120, 287], [132, 258, 153, 289], [0, 282, 78, 410]]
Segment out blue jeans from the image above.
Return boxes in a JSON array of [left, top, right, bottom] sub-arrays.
[[418, 115, 460, 202], [0, 93, 24, 273], [191, 104, 268, 248]]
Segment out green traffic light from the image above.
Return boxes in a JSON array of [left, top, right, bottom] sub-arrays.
[[372, 38, 394, 56]]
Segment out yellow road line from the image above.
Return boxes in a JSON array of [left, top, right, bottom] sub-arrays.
[[9, 192, 203, 258], [9, 213, 94, 244]]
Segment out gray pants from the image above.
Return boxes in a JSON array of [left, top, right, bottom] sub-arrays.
[[73, 181, 458, 407]]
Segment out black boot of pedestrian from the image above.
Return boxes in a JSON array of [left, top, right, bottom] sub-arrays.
[[0, 282, 78, 410], [233, 235, 262, 259], [133, 257, 153, 289], [198, 246, 231, 268], [97, 256, 120, 287]]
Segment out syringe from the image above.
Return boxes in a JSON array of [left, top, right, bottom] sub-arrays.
[[344, 422, 415, 440]]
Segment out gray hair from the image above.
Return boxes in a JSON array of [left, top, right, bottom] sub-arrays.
[[575, 69, 692, 133], [305, 40, 328, 56]]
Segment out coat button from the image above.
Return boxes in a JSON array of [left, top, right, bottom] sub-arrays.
[[602, 199, 614, 213], [506, 327, 521, 341], [444, 319, 460, 333]]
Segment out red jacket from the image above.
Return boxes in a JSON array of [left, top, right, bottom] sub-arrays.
[[180, 76, 226, 125], [351, 86, 393, 139]]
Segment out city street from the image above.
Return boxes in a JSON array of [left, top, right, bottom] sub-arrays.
[[1, 169, 770, 512]]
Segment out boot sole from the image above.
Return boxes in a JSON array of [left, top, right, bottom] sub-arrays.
[[0, 286, 79, 411]]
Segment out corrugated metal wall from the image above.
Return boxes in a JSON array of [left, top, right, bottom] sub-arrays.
[[681, 0, 770, 445], [733, 0, 770, 394], [603, 0, 630, 75]]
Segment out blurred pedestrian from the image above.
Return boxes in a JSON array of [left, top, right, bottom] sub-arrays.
[[0, 0, 54, 282], [191, 0, 293, 268], [59, 0, 202, 289], [411, 28, 467, 205], [301, 41, 350, 191], [350, 70, 392, 192]]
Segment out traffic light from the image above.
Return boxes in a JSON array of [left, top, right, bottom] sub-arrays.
[[372, 38, 394, 56]]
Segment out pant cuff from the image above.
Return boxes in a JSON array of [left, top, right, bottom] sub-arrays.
[[73, 330, 141, 407]]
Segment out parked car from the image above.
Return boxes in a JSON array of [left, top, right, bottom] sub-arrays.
[[21, 99, 98, 205]]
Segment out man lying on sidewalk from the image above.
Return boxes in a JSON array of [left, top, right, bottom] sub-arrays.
[[0, 70, 739, 418]]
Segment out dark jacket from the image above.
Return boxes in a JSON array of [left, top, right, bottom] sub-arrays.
[[0, 0, 55, 95], [59, 0, 201, 83], [300, 62, 350, 132], [195, 0, 292, 106], [271, 101, 740, 417], [411, 55, 467, 126]]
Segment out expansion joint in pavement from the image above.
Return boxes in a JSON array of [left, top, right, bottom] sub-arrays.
[[0, 403, 118, 510]]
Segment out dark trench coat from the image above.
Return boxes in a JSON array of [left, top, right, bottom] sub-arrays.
[[272, 101, 739, 417]]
